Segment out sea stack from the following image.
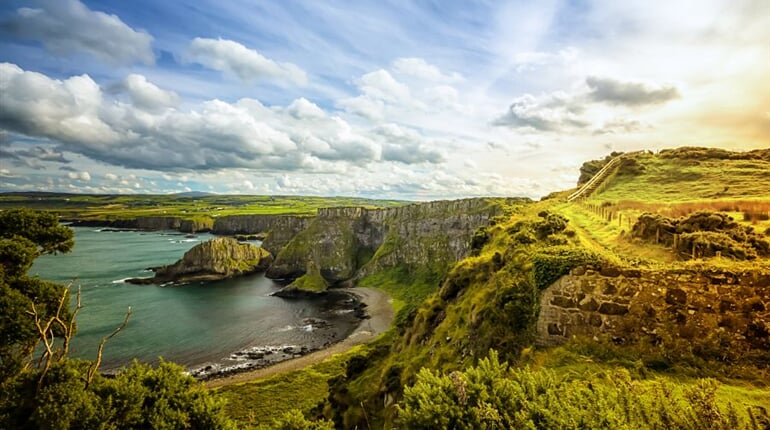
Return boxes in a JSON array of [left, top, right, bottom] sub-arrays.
[[127, 237, 273, 285]]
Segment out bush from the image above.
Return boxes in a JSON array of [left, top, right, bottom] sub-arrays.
[[531, 247, 603, 290], [534, 214, 568, 239], [1, 360, 236, 429], [632, 211, 769, 260], [398, 351, 761, 430]]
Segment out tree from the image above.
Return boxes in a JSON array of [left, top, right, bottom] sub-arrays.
[[0, 209, 75, 379]]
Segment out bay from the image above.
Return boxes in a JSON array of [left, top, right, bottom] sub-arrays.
[[30, 227, 359, 374]]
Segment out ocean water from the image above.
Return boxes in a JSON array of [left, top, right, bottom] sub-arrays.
[[29, 227, 359, 373]]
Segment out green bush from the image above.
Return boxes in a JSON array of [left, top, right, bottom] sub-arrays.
[[2, 360, 235, 430], [398, 351, 762, 430], [531, 247, 603, 290]]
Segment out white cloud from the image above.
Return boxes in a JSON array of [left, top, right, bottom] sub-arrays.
[[356, 69, 410, 103], [5, 0, 154, 65], [67, 171, 91, 181], [372, 124, 445, 164], [0, 63, 116, 146], [117, 74, 179, 112], [285, 98, 326, 119], [104, 173, 118, 181], [0, 64, 442, 174], [183, 38, 307, 85], [0, 168, 17, 178], [337, 96, 385, 120], [392, 57, 463, 83]]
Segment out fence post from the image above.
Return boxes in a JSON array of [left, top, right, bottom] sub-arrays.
[[655, 227, 660, 244]]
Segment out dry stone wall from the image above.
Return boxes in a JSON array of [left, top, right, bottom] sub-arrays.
[[536, 267, 770, 351]]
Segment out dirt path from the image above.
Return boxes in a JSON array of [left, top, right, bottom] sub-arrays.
[[206, 287, 394, 388]]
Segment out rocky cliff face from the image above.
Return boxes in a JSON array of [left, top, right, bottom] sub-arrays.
[[266, 199, 501, 290], [536, 267, 770, 351], [127, 237, 272, 285], [211, 215, 312, 255]]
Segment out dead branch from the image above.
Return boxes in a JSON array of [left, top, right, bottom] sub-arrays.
[[86, 306, 132, 387]]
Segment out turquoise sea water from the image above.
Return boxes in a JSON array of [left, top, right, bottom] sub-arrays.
[[30, 227, 358, 373]]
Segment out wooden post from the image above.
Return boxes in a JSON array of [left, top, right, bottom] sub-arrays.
[[716, 250, 722, 258], [692, 242, 697, 259], [655, 227, 660, 244], [673, 233, 680, 251]]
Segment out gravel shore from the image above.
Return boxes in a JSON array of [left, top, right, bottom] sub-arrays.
[[206, 287, 394, 388]]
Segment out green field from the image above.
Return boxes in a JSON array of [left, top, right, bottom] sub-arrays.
[[0, 192, 409, 220]]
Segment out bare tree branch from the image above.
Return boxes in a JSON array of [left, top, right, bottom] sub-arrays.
[[86, 306, 132, 387]]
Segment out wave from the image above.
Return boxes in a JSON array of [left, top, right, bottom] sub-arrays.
[[111, 278, 130, 284]]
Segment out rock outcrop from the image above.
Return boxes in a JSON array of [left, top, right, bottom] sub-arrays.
[[127, 237, 272, 285]]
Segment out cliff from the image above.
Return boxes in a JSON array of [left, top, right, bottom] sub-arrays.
[[68, 216, 213, 233], [266, 199, 502, 289], [211, 214, 312, 255], [127, 237, 272, 285]]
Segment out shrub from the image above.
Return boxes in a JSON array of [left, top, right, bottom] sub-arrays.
[[531, 246, 603, 290], [398, 351, 759, 430], [534, 213, 568, 239], [632, 211, 769, 260]]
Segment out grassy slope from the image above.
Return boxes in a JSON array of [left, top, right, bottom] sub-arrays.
[[0, 193, 408, 219], [264, 149, 768, 428], [592, 150, 770, 203]]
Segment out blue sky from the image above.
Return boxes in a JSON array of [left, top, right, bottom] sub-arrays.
[[0, 0, 768, 199]]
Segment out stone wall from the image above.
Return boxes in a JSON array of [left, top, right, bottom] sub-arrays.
[[536, 267, 770, 351]]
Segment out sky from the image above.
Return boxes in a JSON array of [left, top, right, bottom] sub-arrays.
[[0, 0, 768, 200]]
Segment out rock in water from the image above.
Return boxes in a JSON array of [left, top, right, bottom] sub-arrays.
[[127, 237, 273, 285]]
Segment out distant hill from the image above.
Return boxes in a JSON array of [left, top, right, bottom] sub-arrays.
[[171, 191, 216, 197]]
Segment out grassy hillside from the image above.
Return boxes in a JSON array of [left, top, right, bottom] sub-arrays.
[[0, 192, 408, 220], [587, 147, 770, 203], [213, 147, 770, 429]]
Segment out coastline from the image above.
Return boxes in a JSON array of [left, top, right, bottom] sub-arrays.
[[205, 287, 394, 388]]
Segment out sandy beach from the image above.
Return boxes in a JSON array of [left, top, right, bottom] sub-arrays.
[[206, 287, 394, 388]]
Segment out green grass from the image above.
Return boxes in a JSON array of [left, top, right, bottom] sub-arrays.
[[592, 152, 770, 203], [214, 344, 370, 428], [0, 192, 409, 220]]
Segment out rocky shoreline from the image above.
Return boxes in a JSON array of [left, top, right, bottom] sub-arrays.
[[204, 287, 394, 387], [190, 290, 369, 381]]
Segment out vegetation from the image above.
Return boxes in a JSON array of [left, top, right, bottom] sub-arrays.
[[0, 192, 407, 221], [398, 350, 768, 429], [632, 211, 770, 260], [588, 148, 770, 203], [0, 209, 75, 379]]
